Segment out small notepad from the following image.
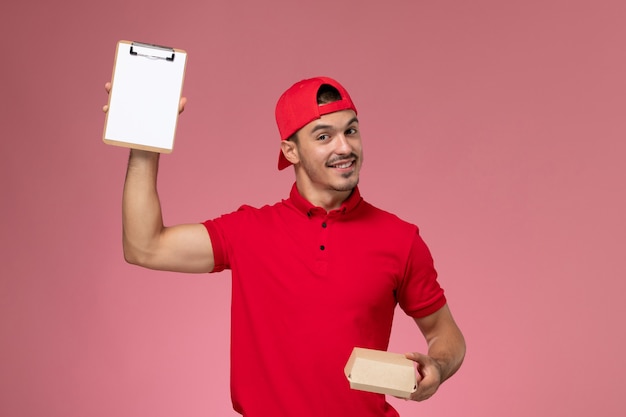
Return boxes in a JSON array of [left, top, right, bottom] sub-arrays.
[[103, 40, 187, 153]]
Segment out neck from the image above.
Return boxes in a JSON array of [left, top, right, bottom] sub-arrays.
[[295, 179, 353, 212]]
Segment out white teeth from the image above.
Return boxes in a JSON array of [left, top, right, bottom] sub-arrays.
[[334, 162, 352, 169]]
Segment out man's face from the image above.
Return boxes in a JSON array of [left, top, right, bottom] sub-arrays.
[[291, 109, 363, 195]]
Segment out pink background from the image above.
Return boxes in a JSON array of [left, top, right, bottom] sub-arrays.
[[2, 1, 625, 416]]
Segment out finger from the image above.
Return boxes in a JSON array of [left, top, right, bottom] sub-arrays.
[[411, 387, 435, 402], [411, 374, 438, 402], [405, 352, 427, 364], [179, 96, 187, 114], [103, 82, 112, 112]]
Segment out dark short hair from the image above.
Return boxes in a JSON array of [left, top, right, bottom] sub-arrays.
[[317, 84, 342, 105]]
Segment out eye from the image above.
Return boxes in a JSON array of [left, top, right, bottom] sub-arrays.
[[317, 134, 330, 141], [346, 127, 358, 135]]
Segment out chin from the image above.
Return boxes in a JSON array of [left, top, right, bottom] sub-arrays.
[[332, 177, 359, 192]]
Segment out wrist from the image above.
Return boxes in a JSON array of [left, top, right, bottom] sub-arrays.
[[130, 148, 159, 159]]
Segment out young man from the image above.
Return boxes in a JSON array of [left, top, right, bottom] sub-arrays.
[[114, 76, 465, 417]]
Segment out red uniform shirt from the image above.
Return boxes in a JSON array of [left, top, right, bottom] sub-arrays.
[[203, 184, 446, 417]]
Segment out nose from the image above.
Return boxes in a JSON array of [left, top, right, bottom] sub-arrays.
[[334, 133, 352, 155]]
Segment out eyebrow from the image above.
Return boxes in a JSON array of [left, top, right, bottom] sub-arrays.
[[309, 116, 359, 134]]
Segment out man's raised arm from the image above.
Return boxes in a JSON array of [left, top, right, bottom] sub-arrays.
[[121, 149, 214, 273], [104, 83, 214, 273]]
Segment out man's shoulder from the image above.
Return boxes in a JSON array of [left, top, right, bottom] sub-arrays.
[[207, 200, 292, 236], [235, 199, 290, 213], [359, 199, 416, 229], [224, 199, 295, 222]]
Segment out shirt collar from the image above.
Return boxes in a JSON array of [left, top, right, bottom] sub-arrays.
[[287, 183, 363, 218]]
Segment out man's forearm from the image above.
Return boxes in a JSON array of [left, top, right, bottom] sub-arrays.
[[427, 330, 466, 383], [414, 304, 466, 384], [122, 149, 164, 264]]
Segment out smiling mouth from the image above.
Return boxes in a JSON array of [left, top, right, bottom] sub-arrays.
[[328, 154, 357, 169], [329, 160, 354, 169]]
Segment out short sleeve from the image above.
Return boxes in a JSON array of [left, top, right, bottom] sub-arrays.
[[202, 219, 229, 272], [397, 232, 447, 318]]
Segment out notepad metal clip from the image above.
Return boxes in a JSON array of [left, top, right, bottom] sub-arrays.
[[130, 42, 175, 61]]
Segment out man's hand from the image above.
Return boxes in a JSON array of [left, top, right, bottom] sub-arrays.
[[406, 304, 466, 402], [102, 82, 187, 113], [405, 352, 443, 402]]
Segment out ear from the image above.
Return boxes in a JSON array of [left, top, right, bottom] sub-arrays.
[[280, 140, 300, 165]]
